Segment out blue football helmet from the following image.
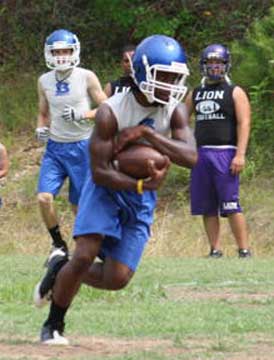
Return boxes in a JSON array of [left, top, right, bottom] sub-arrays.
[[44, 29, 80, 71], [131, 35, 189, 107], [200, 44, 231, 82]]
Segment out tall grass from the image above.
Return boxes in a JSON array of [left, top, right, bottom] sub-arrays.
[[0, 74, 37, 134], [1, 147, 274, 259]]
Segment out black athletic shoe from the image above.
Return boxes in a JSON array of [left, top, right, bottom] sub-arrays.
[[238, 249, 252, 258], [33, 248, 69, 308], [43, 245, 69, 267], [208, 249, 223, 258], [40, 321, 69, 345]]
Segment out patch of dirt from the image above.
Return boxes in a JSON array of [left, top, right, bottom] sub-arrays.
[[0, 336, 172, 359], [1, 336, 274, 360], [10, 142, 42, 183], [223, 342, 274, 360], [165, 286, 274, 302]]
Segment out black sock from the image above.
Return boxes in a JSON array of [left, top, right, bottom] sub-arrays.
[[48, 225, 67, 250], [45, 301, 69, 326]]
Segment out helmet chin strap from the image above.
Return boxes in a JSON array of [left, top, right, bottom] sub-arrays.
[[224, 74, 232, 84], [144, 92, 155, 104]]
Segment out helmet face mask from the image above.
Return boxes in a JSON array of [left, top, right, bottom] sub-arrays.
[[200, 44, 231, 82], [44, 29, 80, 71], [131, 35, 189, 109], [139, 57, 189, 106], [202, 59, 226, 81]]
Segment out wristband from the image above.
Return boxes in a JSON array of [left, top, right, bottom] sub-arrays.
[[136, 179, 144, 194]]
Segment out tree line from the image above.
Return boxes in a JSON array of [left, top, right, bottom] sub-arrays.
[[0, 1, 273, 173]]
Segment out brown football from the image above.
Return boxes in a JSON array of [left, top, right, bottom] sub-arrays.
[[113, 144, 166, 179]]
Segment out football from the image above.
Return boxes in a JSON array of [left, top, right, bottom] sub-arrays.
[[113, 144, 166, 179]]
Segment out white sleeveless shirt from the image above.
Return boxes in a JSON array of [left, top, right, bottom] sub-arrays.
[[105, 92, 175, 136], [39, 67, 93, 142]]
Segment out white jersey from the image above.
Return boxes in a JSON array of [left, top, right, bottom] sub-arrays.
[[105, 92, 175, 136], [39, 67, 93, 142]]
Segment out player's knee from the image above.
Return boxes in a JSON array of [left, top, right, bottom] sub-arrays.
[[37, 192, 54, 208], [70, 252, 93, 276], [105, 271, 133, 290]]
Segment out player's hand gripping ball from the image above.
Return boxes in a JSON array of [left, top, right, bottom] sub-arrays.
[[113, 144, 166, 179]]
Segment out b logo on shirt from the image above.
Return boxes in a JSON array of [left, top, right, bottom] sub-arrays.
[[55, 81, 70, 96], [139, 118, 155, 129]]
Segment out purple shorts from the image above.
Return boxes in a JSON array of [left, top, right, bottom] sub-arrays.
[[190, 147, 242, 217]]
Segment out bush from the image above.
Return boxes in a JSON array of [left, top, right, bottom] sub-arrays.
[[0, 1, 272, 73], [231, 6, 274, 171]]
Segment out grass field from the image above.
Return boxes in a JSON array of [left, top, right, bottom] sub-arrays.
[[1, 139, 274, 359], [1, 255, 274, 359]]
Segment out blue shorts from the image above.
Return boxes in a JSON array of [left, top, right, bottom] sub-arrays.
[[190, 147, 242, 217], [37, 139, 90, 205], [73, 173, 157, 271]]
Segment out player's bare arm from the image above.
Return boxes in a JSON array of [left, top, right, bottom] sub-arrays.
[[230, 86, 251, 175], [36, 80, 50, 143], [115, 104, 197, 168], [184, 91, 194, 119], [103, 82, 112, 97], [85, 72, 107, 120], [0, 144, 8, 178], [91, 104, 169, 191], [37, 80, 50, 127]]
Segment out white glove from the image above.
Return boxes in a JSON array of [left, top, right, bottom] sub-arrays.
[[35, 127, 49, 143], [62, 105, 86, 122]]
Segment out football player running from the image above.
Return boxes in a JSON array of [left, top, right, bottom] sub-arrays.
[[34, 29, 107, 307], [185, 44, 251, 258], [36, 34, 197, 345]]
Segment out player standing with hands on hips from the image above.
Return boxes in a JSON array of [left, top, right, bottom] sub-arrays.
[[34, 29, 107, 302], [34, 34, 197, 344], [185, 44, 251, 258]]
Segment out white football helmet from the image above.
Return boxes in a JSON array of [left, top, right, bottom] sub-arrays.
[[44, 29, 80, 71]]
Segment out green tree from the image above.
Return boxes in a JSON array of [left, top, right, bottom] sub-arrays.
[[231, 6, 274, 171]]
